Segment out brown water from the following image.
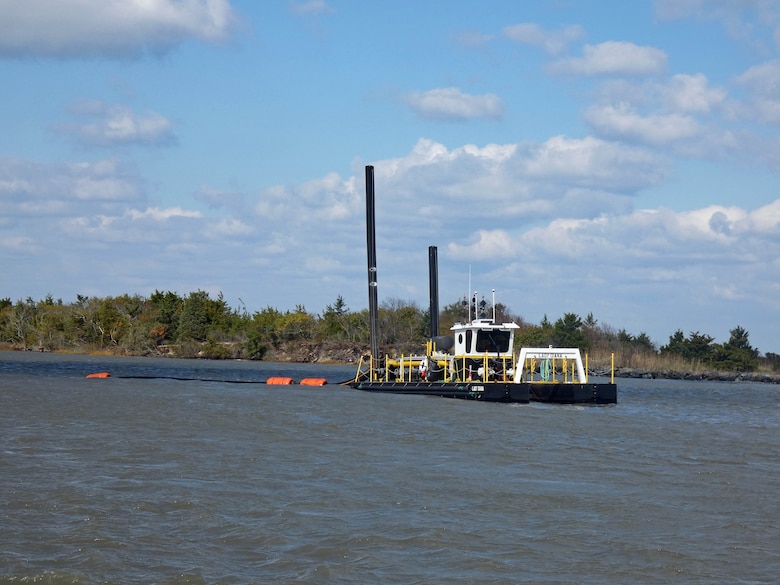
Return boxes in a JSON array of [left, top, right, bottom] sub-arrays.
[[1, 352, 778, 584]]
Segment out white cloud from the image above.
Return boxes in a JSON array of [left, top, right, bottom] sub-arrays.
[[54, 102, 176, 147], [580, 73, 739, 156], [205, 217, 253, 238], [254, 172, 359, 222], [737, 59, 780, 92], [404, 87, 504, 120], [521, 135, 668, 190], [0, 0, 236, 58], [60, 207, 203, 245], [304, 255, 342, 273], [194, 186, 245, 211], [591, 74, 728, 116], [490, 201, 779, 342], [381, 138, 516, 175], [290, 1, 335, 16], [2, 138, 779, 351], [255, 185, 295, 220], [448, 229, 516, 260], [127, 207, 202, 221], [509, 204, 765, 268], [65, 160, 142, 202], [654, 0, 780, 43], [549, 41, 668, 76], [663, 73, 728, 113], [0, 157, 143, 212], [741, 198, 780, 232], [735, 60, 780, 124], [0, 235, 41, 254], [583, 103, 703, 144], [502, 23, 585, 54], [654, 0, 704, 21], [72, 175, 140, 201]]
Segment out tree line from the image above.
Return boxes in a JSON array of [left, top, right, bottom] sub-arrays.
[[1, 291, 777, 373]]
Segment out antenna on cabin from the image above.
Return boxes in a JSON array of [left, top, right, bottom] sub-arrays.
[[467, 265, 472, 322], [492, 289, 496, 323]]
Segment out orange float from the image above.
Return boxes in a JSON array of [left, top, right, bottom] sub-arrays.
[[85, 372, 111, 379], [265, 377, 295, 385], [300, 378, 328, 386]]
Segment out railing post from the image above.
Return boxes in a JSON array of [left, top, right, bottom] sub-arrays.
[[611, 352, 615, 384], [585, 353, 589, 383]]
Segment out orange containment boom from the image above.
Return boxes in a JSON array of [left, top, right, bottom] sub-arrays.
[[86, 372, 111, 379], [266, 377, 295, 385], [300, 378, 328, 386]]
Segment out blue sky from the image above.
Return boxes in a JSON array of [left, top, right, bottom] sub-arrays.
[[2, 0, 780, 354]]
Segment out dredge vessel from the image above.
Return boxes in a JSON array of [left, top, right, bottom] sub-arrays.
[[350, 165, 616, 404]]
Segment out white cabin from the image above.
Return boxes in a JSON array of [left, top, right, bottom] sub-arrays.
[[450, 319, 519, 358]]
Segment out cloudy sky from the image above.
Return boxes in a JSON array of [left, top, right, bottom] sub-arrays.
[[2, 0, 779, 354]]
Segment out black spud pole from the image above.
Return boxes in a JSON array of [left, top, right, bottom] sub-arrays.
[[365, 165, 380, 365], [428, 245, 439, 339]]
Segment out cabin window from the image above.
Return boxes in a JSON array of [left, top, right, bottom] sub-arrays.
[[465, 331, 472, 353], [475, 330, 511, 353]]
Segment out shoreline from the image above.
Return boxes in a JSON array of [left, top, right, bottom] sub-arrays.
[[611, 366, 780, 384], [4, 345, 779, 384]]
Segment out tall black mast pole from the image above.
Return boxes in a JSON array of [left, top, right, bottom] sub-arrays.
[[365, 165, 380, 363], [428, 246, 439, 339]]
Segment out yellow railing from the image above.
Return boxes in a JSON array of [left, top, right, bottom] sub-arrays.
[[355, 352, 516, 383], [451, 354, 515, 382], [522, 357, 582, 384], [519, 352, 616, 384], [356, 350, 615, 384]]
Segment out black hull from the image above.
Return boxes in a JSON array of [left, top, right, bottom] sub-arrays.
[[350, 381, 617, 404], [350, 381, 529, 403], [526, 383, 617, 404]]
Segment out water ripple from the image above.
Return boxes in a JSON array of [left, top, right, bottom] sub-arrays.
[[1, 352, 778, 584]]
